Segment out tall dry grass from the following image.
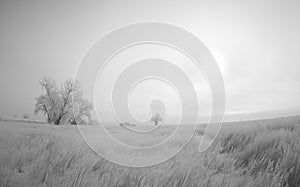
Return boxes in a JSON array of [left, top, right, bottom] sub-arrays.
[[0, 117, 299, 186], [219, 121, 300, 187]]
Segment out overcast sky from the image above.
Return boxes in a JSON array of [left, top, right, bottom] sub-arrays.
[[0, 0, 299, 122]]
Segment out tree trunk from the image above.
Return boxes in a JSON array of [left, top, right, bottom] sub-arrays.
[[54, 116, 62, 125]]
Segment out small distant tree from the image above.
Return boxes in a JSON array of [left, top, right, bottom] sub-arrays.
[[151, 113, 162, 126], [35, 77, 93, 125], [23, 114, 29, 119]]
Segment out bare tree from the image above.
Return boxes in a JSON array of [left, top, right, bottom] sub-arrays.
[[53, 79, 80, 125], [35, 78, 93, 125], [151, 113, 162, 126]]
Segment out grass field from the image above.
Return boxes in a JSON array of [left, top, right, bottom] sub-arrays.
[[0, 116, 300, 187]]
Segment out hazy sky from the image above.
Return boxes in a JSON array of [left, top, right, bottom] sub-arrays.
[[0, 0, 300, 122]]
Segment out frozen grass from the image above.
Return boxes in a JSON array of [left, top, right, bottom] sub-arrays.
[[0, 116, 300, 186]]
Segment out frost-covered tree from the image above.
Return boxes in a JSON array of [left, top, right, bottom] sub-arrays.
[[68, 97, 93, 125], [34, 78, 60, 123], [35, 77, 93, 125]]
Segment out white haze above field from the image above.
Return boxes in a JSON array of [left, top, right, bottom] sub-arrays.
[[0, 0, 300, 123]]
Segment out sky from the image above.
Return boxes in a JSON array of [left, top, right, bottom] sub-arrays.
[[0, 0, 300, 123]]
